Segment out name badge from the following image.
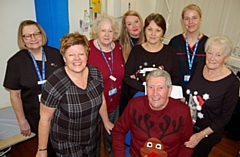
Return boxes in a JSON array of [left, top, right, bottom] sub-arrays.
[[184, 74, 191, 82], [38, 80, 46, 85], [38, 94, 42, 102], [108, 87, 117, 96], [109, 75, 117, 81]]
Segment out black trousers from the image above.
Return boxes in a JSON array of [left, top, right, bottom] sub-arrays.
[[119, 81, 132, 116], [192, 142, 214, 157], [227, 97, 240, 141]]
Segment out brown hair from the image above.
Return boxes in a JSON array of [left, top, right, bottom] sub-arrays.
[[144, 13, 166, 37], [60, 32, 89, 56], [17, 20, 47, 50]]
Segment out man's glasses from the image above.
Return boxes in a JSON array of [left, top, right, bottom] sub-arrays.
[[22, 32, 42, 40]]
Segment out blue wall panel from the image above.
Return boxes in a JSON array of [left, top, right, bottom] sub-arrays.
[[34, 0, 69, 49]]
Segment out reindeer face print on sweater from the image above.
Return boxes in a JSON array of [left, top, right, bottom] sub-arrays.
[[140, 137, 167, 157]]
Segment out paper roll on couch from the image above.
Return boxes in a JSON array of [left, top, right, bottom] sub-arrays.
[[0, 107, 35, 155]]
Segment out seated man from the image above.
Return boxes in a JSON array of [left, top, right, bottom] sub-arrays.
[[112, 69, 193, 157]]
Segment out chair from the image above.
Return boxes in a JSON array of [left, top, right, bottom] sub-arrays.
[[124, 130, 131, 155], [124, 91, 145, 155]]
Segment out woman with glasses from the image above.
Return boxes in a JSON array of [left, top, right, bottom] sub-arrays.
[[3, 20, 64, 156]]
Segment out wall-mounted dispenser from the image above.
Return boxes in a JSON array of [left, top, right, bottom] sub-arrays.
[[80, 10, 90, 32]]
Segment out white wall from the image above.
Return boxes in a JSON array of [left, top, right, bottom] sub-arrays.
[[68, 0, 90, 38], [155, 0, 240, 47], [105, 0, 240, 47], [0, 1, 36, 108]]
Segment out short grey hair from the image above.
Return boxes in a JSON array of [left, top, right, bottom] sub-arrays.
[[90, 13, 120, 41], [205, 35, 233, 57], [146, 69, 172, 88]]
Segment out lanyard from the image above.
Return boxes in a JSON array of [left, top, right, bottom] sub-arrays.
[[185, 33, 200, 70], [28, 48, 45, 88], [96, 40, 114, 75], [129, 37, 134, 47]]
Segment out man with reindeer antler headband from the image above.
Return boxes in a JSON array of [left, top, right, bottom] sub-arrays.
[[112, 69, 193, 157]]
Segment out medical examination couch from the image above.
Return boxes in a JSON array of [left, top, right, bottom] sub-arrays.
[[0, 106, 35, 156]]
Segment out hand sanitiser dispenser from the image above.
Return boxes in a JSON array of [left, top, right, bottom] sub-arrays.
[[80, 10, 90, 32]]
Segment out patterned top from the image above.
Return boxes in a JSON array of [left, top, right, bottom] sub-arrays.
[[185, 62, 239, 145], [124, 44, 180, 97], [41, 66, 103, 153]]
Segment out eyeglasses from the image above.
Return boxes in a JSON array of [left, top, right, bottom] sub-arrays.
[[22, 32, 42, 40]]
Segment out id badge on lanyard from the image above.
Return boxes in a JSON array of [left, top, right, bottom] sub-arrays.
[[108, 87, 117, 96], [185, 33, 200, 83], [28, 49, 46, 89], [184, 74, 191, 82]]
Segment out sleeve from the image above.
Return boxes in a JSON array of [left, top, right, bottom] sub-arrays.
[[112, 99, 133, 157], [124, 47, 145, 92], [41, 72, 61, 108], [52, 48, 65, 68], [169, 47, 180, 85], [209, 77, 239, 132], [168, 36, 177, 49], [44, 46, 65, 76], [177, 104, 194, 157], [168, 38, 174, 46], [93, 66, 104, 90], [3, 59, 21, 90]]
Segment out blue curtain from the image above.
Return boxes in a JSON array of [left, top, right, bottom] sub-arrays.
[[34, 0, 69, 49]]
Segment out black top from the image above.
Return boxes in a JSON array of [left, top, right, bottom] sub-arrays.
[[124, 44, 180, 97], [186, 62, 239, 145], [3, 45, 64, 133], [169, 34, 208, 93]]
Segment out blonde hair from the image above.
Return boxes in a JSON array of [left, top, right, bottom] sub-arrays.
[[60, 32, 89, 56], [90, 13, 119, 41], [182, 4, 202, 19], [17, 20, 47, 50], [119, 10, 145, 62]]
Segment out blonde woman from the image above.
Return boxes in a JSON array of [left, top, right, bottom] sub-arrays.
[[169, 4, 208, 93], [119, 10, 145, 62], [119, 10, 145, 115], [4, 20, 64, 157]]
